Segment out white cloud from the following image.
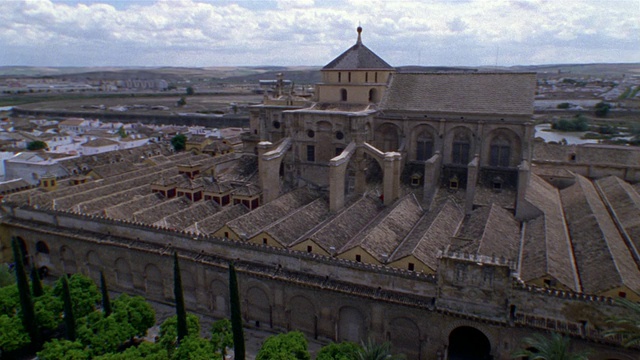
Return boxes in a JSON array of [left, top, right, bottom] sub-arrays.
[[0, 0, 637, 67]]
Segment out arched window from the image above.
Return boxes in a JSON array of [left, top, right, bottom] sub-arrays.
[[490, 136, 511, 167], [340, 89, 348, 102], [452, 133, 470, 165], [416, 131, 433, 161], [36, 241, 50, 254], [368, 88, 377, 103]]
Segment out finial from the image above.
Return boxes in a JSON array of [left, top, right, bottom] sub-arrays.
[[356, 25, 362, 44]]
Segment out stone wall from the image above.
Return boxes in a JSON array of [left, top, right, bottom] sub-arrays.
[[0, 206, 637, 360]]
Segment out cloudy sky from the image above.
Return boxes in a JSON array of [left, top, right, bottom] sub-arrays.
[[1, 0, 638, 68]]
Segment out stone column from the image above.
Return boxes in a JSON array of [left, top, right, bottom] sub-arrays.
[[258, 141, 280, 204], [515, 160, 530, 219], [329, 161, 347, 212], [423, 152, 442, 205], [383, 152, 402, 206], [465, 155, 479, 214]]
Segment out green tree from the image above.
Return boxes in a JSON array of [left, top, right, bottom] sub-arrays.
[[186, 86, 195, 96], [356, 338, 404, 360], [604, 297, 640, 347], [76, 312, 131, 356], [27, 140, 48, 151], [256, 331, 310, 360], [0, 284, 20, 316], [12, 237, 40, 347], [595, 101, 611, 117], [93, 342, 169, 360], [174, 252, 188, 343], [100, 271, 112, 317], [117, 126, 128, 138], [316, 341, 362, 360], [511, 332, 589, 360], [229, 262, 245, 360], [0, 314, 31, 352], [0, 263, 15, 287], [62, 275, 77, 341], [111, 293, 155, 338], [171, 134, 187, 151], [34, 290, 63, 331], [172, 335, 218, 360], [31, 263, 44, 297], [37, 338, 89, 360], [53, 273, 100, 319], [210, 318, 233, 358], [158, 313, 201, 353], [177, 97, 187, 107], [74, 293, 154, 357]]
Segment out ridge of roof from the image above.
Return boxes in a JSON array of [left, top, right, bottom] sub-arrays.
[[322, 27, 393, 71]]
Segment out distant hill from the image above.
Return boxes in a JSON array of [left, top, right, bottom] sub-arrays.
[[1, 63, 638, 85]]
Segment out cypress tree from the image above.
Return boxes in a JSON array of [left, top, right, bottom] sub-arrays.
[[30, 262, 44, 297], [12, 237, 40, 346], [229, 262, 245, 360], [173, 252, 188, 342], [61, 275, 76, 341], [100, 271, 112, 317]]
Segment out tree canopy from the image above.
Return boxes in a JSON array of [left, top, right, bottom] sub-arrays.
[[256, 331, 310, 360], [27, 140, 48, 151], [316, 341, 361, 360], [171, 134, 187, 151], [604, 297, 640, 347], [511, 332, 589, 360]]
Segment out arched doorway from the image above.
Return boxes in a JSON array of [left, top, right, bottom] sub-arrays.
[[338, 306, 366, 343], [448, 326, 491, 360], [289, 295, 317, 338]]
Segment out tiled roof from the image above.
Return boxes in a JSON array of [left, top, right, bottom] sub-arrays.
[[186, 204, 249, 235], [133, 196, 193, 224], [341, 194, 423, 262], [226, 187, 317, 239], [390, 198, 464, 270], [261, 198, 331, 247], [103, 193, 166, 220], [560, 174, 640, 294], [304, 194, 383, 254], [322, 27, 393, 70], [520, 173, 580, 291], [380, 72, 536, 115], [155, 201, 220, 231], [595, 176, 640, 261]]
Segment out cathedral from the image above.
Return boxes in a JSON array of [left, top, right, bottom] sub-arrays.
[[1, 27, 640, 359]]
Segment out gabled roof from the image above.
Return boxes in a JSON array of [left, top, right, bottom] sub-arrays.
[[520, 173, 580, 291], [340, 194, 423, 262], [390, 199, 464, 270], [560, 174, 640, 295], [322, 27, 393, 71], [380, 72, 536, 116]]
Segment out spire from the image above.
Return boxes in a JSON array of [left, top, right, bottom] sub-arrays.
[[356, 25, 362, 45]]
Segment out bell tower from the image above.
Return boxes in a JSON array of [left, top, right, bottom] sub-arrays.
[[316, 26, 395, 104]]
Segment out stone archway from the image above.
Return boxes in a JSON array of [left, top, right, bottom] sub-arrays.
[[288, 295, 317, 338], [209, 279, 229, 316], [374, 123, 400, 152], [60, 245, 77, 275], [448, 326, 491, 360], [115, 257, 133, 289], [338, 306, 366, 343], [388, 317, 421, 360], [144, 264, 164, 299], [85, 250, 102, 282], [246, 285, 271, 328]]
